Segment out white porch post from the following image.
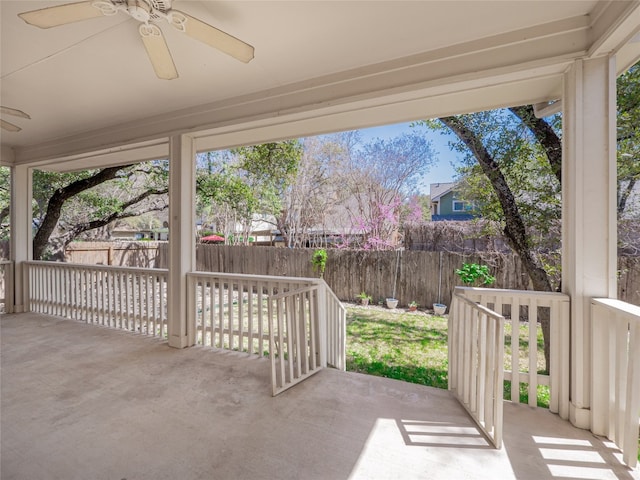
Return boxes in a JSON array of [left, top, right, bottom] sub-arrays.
[[167, 134, 196, 348], [562, 57, 617, 430], [10, 164, 32, 313]]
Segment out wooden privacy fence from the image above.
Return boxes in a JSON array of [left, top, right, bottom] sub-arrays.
[[65, 243, 640, 307], [591, 298, 640, 468], [65, 241, 164, 267], [184, 245, 532, 309], [26, 261, 168, 338]]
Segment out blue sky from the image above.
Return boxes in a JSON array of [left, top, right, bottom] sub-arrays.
[[356, 121, 460, 194]]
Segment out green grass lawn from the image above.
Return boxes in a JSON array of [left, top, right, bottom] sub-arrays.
[[346, 306, 449, 389], [346, 305, 549, 407]]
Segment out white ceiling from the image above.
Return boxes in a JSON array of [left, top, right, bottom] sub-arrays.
[[1, 0, 639, 168]]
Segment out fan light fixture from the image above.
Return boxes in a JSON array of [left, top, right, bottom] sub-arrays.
[[18, 0, 254, 80], [1, 106, 31, 132]]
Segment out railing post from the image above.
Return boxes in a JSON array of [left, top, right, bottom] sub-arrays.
[[590, 301, 609, 437], [317, 283, 327, 368]]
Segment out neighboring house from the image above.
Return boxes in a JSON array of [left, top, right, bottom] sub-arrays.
[[138, 228, 169, 241], [109, 227, 140, 241], [430, 182, 477, 221]]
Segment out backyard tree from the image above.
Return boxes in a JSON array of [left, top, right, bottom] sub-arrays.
[[196, 140, 303, 245], [32, 162, 169, 260], [342, 131, 435, 249], [277, 134, 353, 247]]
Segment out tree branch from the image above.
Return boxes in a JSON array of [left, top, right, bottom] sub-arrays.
[[0, 205, 9, 226]]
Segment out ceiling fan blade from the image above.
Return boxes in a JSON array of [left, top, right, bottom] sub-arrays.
[[1, 120, 22, 133], [1, 106, 31, 119], [139, 24, 178, 80], [19, 1, 105, 29], [173, 11, 254, 63]]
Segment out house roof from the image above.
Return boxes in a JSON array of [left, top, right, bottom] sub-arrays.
[[1, 1, 639, 171], [430, 182, 458, 202]]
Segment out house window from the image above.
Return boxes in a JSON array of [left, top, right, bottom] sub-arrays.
[[453, 200, 466, 212]]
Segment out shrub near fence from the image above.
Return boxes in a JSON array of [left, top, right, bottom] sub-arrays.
[[67, 243, 640, 308]]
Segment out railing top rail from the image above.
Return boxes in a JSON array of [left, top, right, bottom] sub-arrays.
[[455, 286, 570, 302], [320, 278, 345, 309], [453, 292, 505, 322], [269, 284, 319, 300], [25, 260, 168, 276], [0, 260, 13, 265], [188, 270, 324, 285], [592, 298, 640, 322]]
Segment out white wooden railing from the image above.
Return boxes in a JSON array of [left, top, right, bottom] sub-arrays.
[[449, 292, 505, 448], [187, 272, 346, 394], [0, 260, 14, 313], [591, 298, 640, 468], [455, 287, 571, 418], [26, 261, 168, 337]]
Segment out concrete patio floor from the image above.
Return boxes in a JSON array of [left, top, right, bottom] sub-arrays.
[[1, 313, 638, 480]]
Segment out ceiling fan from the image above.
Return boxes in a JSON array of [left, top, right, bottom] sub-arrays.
[[18, 0, 255, 80], [1, 107, 31, 132]]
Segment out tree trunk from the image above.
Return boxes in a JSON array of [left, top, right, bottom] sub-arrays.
[[618, 177, 637, 215], [440, 116, 553, 371], [509, 106, 562, 185]]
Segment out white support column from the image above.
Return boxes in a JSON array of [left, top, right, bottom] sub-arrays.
[[10, 165, 32, 313], [167, 135, 196, 348], [562, 57, 617, 430]]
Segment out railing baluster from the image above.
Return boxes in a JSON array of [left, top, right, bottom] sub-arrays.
[[210, 279, 216, 346], [528, 299, 538, 407], [258, 282, 266, 355], [510, 298, 520, 403], [217, 279, 224, 348], [469, 306, 479, 414], [247, 281, 254, 355], [477, 312, 487, 423], [614, 313, 626, 446], [238, 280, 245, 352]]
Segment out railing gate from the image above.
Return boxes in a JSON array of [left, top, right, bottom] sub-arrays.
[[268, 285, 323, 396]]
